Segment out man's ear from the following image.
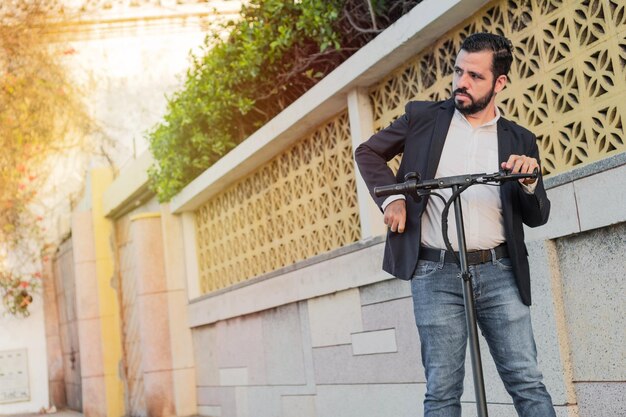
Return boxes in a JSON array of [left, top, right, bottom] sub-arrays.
[[494, 74, 508, 93]]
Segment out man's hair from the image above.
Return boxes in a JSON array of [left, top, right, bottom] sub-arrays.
[[460, 33, 513, 77]]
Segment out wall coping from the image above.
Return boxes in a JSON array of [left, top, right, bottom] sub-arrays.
[[191, 234, 386, 303], [543, 152, 626, 190], [188, 235, 391, 327], [103, 151, 155, 219]]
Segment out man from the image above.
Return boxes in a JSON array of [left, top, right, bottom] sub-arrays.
[[355, 33, 556, 416]]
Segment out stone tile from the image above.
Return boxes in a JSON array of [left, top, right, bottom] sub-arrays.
[[131, 216, 167, 295], [359, 277, 411, 306], [138, 293, 173, 373], [77, 318, 104, 378], [235, 387, 249, 417], [197, 405, 222, 417], [197, 386, 236, 417], [315, 383, 425, 417], [167, 290, 195, 369], [360, 297, 423, 379], [574, 164, 626, 232], [313, 344, 420, 384], [46, 335, 64, 379], [240, 387, 284, 417], [66, 382, 83, 411], [81, 376, 107, 417], [555, 223, 626, 381], [351, 329, 397, 355], [160, 204, 188, 292], [261, 303, 306, 385], [296, 300, 317, 390], [216, 314, 267, 386], [526, 241, 571, 405], [247, 386, 322, 417], [525, 182, 580, 241], [172, 368, 197, 417], [193, 324, 220, 386], [73, 262, 99, 320], [114, 215, 131, 246], [143, 370, 176, 417], [575, 382, 626, 417], [48, 380, 66, 409], [71, 211, 96, 264], [281, 395, 316, 417], [307, 288, 363, 347], [219, 367, 248, 386], [62, 354, 74, 385], [68, 324, 80, 359]]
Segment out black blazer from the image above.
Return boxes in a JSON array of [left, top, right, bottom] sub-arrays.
[[354, 99, 550, 305]]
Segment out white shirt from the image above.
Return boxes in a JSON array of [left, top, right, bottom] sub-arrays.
[[382, 108, 535, 250]]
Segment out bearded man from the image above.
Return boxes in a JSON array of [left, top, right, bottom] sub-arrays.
[[355, 32, 556, 417]]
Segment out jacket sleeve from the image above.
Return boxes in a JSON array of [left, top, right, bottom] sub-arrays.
[[517, 134, 551, 227], [354, 103, 411, 209]]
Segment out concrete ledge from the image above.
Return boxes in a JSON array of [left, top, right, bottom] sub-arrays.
[[103, 151, 155, 219], [188, 236, 391, 327], [525, 154, 626, 241], [543, 152, 626, 189]]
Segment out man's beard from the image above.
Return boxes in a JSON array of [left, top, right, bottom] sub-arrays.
[[453, 84, 496, 115]]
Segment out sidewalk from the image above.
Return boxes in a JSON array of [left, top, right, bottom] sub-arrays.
[[0, 410, 84, 417]]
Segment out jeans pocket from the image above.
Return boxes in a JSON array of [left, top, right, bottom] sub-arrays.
[[412, 260, 440, 279], [495, 257, 513, 271]]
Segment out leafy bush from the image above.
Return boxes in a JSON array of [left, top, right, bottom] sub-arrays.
[[148, 0, 420, 201]]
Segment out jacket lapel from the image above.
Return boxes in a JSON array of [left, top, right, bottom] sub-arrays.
[[497, 118, 513, 168], [497, 118, 514, 232], [424, 100, 455, 180]]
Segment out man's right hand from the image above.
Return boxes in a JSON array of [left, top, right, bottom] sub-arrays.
[[383, 199, 406, 233]]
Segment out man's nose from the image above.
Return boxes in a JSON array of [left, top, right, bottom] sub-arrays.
[[456, 73, 470, 89]]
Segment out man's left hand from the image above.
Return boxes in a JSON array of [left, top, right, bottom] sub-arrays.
[[501, 154, 539, 185]]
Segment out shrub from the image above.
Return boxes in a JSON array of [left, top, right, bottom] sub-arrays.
[[148, 0, 420, 202]]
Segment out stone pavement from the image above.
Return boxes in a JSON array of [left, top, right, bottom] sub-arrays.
[[0, 410, 84, 417]]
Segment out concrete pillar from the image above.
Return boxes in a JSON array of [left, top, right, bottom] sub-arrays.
[[72, 168, 125, 417], [347, 88, 387, 239], [72, 210, 107, 417], [161, 205, 198, 417], [42, 257, 66, 408], [130, 213, 176, 416], [181, 211, 201, 300]]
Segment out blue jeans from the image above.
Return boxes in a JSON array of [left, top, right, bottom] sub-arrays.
[[411, 254, 556, 417]]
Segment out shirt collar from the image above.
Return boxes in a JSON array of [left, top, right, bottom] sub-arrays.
[[454, 106, 501, 128]]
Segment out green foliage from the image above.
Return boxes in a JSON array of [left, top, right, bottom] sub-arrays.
[[148, 0, 342, 201], [0, 0, 96, 317], [148, 0, 420, 202]]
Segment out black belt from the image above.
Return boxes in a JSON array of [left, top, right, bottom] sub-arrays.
[[419, 243, 508, 266]]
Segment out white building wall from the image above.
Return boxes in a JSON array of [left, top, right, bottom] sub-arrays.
[[0, 301, 49, 414]]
